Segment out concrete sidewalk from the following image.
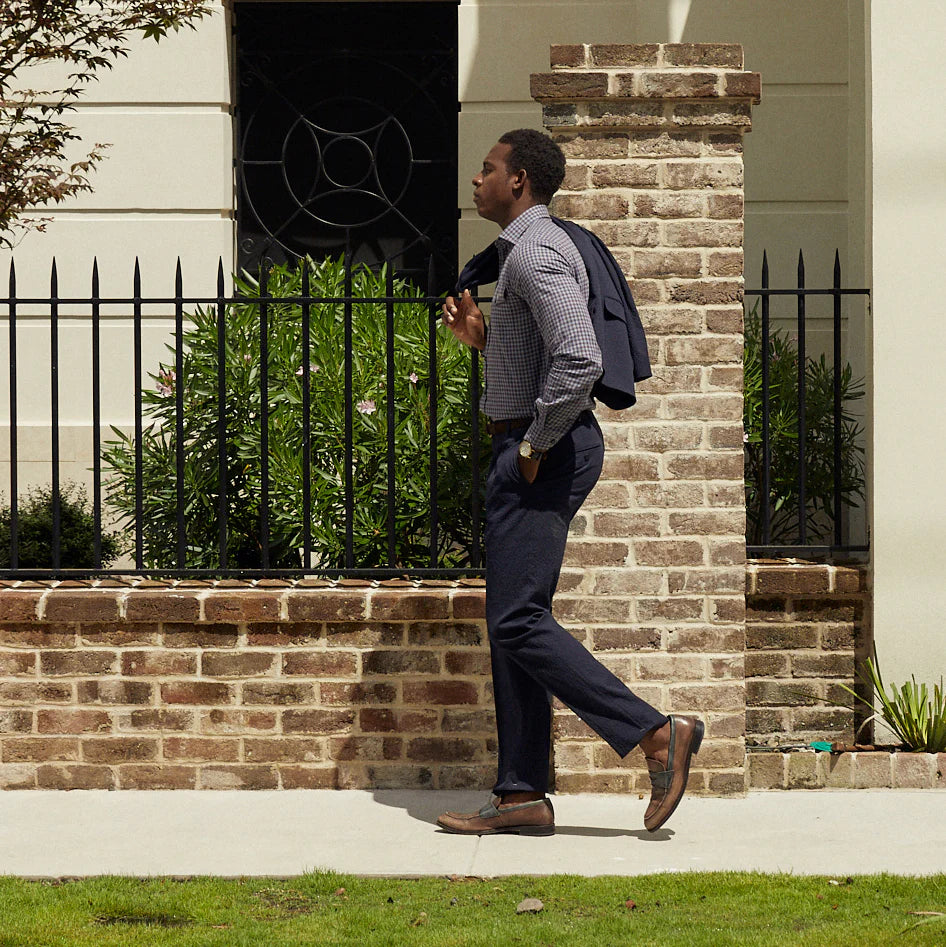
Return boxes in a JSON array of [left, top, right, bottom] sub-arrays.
[[0, 790, 943, 878]]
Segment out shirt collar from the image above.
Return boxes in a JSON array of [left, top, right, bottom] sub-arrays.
[[496, 203, 551, 248]]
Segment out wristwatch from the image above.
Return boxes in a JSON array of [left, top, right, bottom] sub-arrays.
[[518, 440, 546, 462]]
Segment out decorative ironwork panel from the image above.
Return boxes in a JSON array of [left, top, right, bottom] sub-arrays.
[[234, 2, 458, 286]]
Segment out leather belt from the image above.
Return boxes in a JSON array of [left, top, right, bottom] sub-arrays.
[[485, 417, 532, 436]]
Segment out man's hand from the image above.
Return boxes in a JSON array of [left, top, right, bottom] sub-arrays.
[[517, 453, 540, 484], [441, 289, 486, 351]]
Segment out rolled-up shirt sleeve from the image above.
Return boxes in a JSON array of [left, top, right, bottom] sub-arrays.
[[506, 244, 602, 451]]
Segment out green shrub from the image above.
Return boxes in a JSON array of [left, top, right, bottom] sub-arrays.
[[0, 482, 122, 570], [743, 300, 866, 546], [839, 651, 946, 753], [101, 256, 489, 570]]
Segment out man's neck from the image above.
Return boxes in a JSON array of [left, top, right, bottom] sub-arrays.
[[495, 198, 543, 231]]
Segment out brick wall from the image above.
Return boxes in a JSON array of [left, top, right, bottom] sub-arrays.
[[0, 583, 494, 790], [531, 44, 760, 794], [746, 562, 870, 746]]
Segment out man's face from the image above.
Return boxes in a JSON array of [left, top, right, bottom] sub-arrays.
[[471, 142, 520, 225]]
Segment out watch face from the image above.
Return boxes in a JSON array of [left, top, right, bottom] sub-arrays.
[[519, 441, 531, 459]]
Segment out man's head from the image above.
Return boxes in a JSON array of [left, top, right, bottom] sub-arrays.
[[471, 129, 566, 227]]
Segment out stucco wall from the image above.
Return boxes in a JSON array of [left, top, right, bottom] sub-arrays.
[[869, 0, 946, 694]]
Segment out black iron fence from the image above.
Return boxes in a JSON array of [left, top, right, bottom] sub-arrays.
[[744, 249, 870, 559], [1, 255, 486, 579], [1, 249, 869, 578]]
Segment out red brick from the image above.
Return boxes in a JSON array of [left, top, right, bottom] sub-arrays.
[[0, 591, 43, 622], [667, 624, 744, 652], [634, 72, 720, 98], [550, 193, 629, 220], [79, 623, 161, 646], [161, 681, 233, 705], [201, 709, 277, 733], [724, 72, 762, 101], [122, 650, 197, 676], [669, 280, 743, 307], [163, 624, 238, 647], [286, 590, 368, 622], [402, 681, 479, 705], [368, 591, 450, 621], [550, 44, 586, 68], [563, 541, 629, 567], [358, 708, 437, 733], [555, 133, 630, 158], [283, 709, 354, 734], [530, 71, 609, 99], [202, 651, 279, 678], [244, 738, 324, 763], [3, 736, 79, 761], [438, 765, 495, 791], [0, 709, 32, 732], [279, 765, 338, 789], [443, 651, 491, 676], [37, 709, 111, 734], [590, 162, 659, 188], [668, 568, 744, 594], [330, 735, 402, 761], [118, 764, 197, 789], [37, 763, 116, 789], [406, 737, 481, 763], [203, 591, 281, 623], [755, 565, 831, 596], [669, 510, 745, 535], [669, 682, 745, 711], [320, 682, 397, 705], [81, 737, 158, 763], [663, 43, 743, 68], [124, 591, 200, 623], [123, 708, 194, 731], [323, 622, 403, 647], [591, 626, 663, 651], [164, 736, 240, 762], [42, 592, 119, 623], [441, 709, 496, 733], [592, 511, 661, 537], [634, 540, 704, 567], [280, 651, 357, 677], [634, 192, 702, 218], [240, 681, 314, 705], [0, 681, 71, 704], [245, 622, 323, 647], [408, 623, 484, 646], [672, 103, 752, 128], [0, 623, 76, 648], [0, 650, 36, 675], [665, 452, 744, 480], [555, 597, 634, 623], [555, 772, 636, 793], [0, 763, 36, 788], [637, 597, 704, 621], [707, 193, 744, 219], [200, 765, 278, 790], [589, 43, 659, 67], [40, 650, 118, 676]]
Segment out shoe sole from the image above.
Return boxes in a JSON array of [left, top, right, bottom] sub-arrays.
[[437, 822, 555, 837], [645, 718, 705, 833]]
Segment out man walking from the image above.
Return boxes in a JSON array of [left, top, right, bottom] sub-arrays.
[[438, 129, 703, 836]]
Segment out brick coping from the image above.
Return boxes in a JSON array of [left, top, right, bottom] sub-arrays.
[[748, 749, 945, 790]]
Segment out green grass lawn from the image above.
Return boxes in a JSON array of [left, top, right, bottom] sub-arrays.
[[0, 872, 943, 946]]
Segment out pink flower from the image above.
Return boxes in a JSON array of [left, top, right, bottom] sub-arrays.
[[743, 432, 749, 443], [409, 372, 419, 384], [295, 363, 320, 376], [156, 368, 175, 396], [356, 399, 376, 415]]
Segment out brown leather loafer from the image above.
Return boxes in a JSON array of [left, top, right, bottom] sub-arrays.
[[437, 796, 555, 836], [644, 714, 704, 832]]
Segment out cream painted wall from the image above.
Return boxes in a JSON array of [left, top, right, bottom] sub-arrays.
[[869, 0, 946, 690], [0, 3, 233, 500]]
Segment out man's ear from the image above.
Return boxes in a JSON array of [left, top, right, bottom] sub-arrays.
[[511, 167, 528, 197]]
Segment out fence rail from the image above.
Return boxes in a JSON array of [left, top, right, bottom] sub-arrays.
[[744, 249, 870, 559], [2, 248, 869, 578], [2, 255, 486, 579]]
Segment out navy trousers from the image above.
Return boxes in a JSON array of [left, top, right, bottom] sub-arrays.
[[485, 410, 669, 795]]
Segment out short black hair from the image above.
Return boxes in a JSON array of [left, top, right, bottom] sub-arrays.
[[497, 128, 565, 204]]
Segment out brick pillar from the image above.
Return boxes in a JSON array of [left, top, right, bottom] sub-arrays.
[[531, 43, 761, 795]]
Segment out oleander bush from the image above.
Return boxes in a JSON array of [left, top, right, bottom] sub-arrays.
[[102, 256, 489, 570]]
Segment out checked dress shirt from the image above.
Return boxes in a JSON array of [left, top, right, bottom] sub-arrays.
[[481, 203, 603, 451]]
